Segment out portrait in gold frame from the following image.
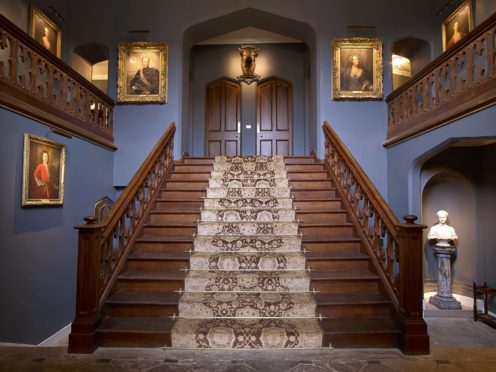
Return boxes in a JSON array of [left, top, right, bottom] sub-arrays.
[[332, 38, 383, 100], [117, 42, 168, 103], [22, 134, 66, 207], [442, 0, 473, 51], [29, 5, 62, 57]]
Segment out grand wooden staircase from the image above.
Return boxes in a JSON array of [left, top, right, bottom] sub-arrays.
[[68, 123, 429, 354]]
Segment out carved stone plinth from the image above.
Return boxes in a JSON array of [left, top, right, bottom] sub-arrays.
[[429, 244, 461, 310]]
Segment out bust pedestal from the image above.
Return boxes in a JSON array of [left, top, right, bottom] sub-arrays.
[[429, 241, 462, 310]]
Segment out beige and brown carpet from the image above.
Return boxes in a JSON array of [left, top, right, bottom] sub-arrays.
[[171, 156, 322, 349]]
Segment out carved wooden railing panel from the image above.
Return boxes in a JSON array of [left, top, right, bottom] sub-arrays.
[[385, 12, 496, 147], [323, 122, 429, 354], [69, 123, 175, 353], [0, 13, 115, 149]]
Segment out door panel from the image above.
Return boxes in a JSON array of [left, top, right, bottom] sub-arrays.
[[205, 79, 241, 157], [256, 78, 293, 156]]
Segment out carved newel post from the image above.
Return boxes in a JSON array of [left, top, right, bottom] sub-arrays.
[[428, 210, 462, 310]]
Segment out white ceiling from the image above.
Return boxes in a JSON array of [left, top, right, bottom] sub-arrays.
[[196, 26, 302, 45]]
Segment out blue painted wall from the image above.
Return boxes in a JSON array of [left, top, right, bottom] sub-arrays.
[[0, 108, 115, 344]]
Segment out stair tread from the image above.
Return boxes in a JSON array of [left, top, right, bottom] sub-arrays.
[[108, 291, 181, 305], [143, 222, 197, 227], [119, 270, 186, 280], [99, 317, 174, 333], [297, 209, 346, 213], [129, 251, 190, 260], [300, 222, 353, 227], [303, 236, 361, 243], [156, 198, 203, 202], [315, 292, 391, 305], [320, 318, 398, 334], [150, 210, 201, 214], [310, 270, 378, 280]]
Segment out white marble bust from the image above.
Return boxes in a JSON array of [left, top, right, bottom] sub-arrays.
[[428, 210, 458, 246]]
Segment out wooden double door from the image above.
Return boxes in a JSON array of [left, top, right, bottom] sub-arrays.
[[205, 77, 293, 157]]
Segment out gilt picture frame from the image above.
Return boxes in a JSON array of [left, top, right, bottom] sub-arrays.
[[29, 5, 61, 57], [332, 38, 383, 100], [22, 134, 66, 207], [117, 42, 168, 104], [442, 0, 473, 51]]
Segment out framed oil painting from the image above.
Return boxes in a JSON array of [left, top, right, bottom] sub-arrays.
[[332, 38, 383, 100], [22, 134, 66, 207], [117, 42, 168, 103], [442, 0, 473, 51], [29, 5, 61, 57]]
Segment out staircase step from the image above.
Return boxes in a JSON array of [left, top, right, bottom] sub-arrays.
[[118, 270, 185, 292], [296, 210, 348, 224], [160, 189, 206, 199], [134, 235, 193, 253], [98, 317, 174, 347], [211, 170, 287, 179], [127, 251, 190, 271], [303, 237, 362, 254], [291, 189, 337, 199], [149, 210, 200, 223], [209, 177, 289, 188], [163, 180, 209, 190], [194, 235, 302, 252], [143, 222, 197, 236], [286, 164, 324, 172], [300, 223, 355, 237], [294, 199, 342, 210], [204, 197, 293, 209], [106, 292, 181, 317], [290, 180, 333, 189], [320, 318, 399, 348], [197, 221, 298, 236], [174, 164, 213, 172], [179, 157, 215, 164], [171, 318, 322, 348], [190, 252, 306, 271], [155, 199, 203, 210], [169, 172, 210, 180], [306, 252, 370, 270], [207, 187, 291, 198], [310, 270, 379, 293], [283, 157, 318, 164], [287, 172, 328, 180], [185, 270, 311, 292], [201, 208, 296, 222], [178, 292, 316, 318], [315, 292, 392, 318]]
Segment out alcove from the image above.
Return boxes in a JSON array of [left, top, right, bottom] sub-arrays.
[[72, 43, 109, 94], [391, 37, 431, 90]]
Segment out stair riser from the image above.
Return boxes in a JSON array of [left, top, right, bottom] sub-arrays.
[[286, 164, 324, 172], [294, 200, 341, 209], [307, 260, 369, 271], [297, 212, 347, 224], [303, 242, 361, 254], [106, 304, 178, 318], [143, 226, 196, 236], [160, 190, 205, 199], [201, 209, 296, 222], [190, 254, 306, 271], [290, 180, 333, 188], [317, 304, 392, 319], [178, 303, 317, 318], [149, 213, 199, 224], [174, 165, 213, 172], [292, 190, 336, 199], [206, 188, 291, 198], [99, 332, 171, 348], [288, 172, 328, 180], [134, 242, 192, 253], [155, 201, 203, 210], [118, 280, 183, 293], [311, 280, 379, 294], [164, 181, 208, 190], [127, 260, 189, 271], [197, 223, 298, 236], [169, 173, 210, 181], [300, 226, 355, 237]]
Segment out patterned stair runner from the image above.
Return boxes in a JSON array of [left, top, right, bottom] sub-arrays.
[[171, 156, 323, 348]]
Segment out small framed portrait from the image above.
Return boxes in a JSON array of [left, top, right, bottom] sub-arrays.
[[117, 42, 168, 104], [332, 38, 383, 100], [442, 0, 473, 51], [29, 5, 61, 57], [22, 134, 66, 207]]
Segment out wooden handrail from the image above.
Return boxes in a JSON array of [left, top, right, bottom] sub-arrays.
[[385, 11, 496, 147], [69, 123, 176, 353], [0, 13, 115, 150], [323, 121, 429, 354]]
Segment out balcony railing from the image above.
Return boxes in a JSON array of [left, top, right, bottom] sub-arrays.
[[0, 13, 115, 149], [385, 12, 496, 147]]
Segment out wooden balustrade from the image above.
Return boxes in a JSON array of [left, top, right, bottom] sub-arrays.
[[385, 12, 496, 147], [0, 13, 115, 150], [68, 123, 175, 353], [323, 122, 429, 354]]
